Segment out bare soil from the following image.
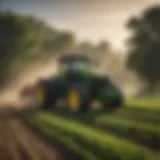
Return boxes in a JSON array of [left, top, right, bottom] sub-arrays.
[[0, 109, 57, 160], [0, 106, 85, 160]]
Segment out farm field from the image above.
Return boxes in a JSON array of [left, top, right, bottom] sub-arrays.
[[0, 98, 159, 160], [0, 1, 160, 160], [27, 97, 160, 160]]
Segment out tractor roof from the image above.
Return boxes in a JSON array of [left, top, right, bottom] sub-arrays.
[[59, 54, 90, 63]]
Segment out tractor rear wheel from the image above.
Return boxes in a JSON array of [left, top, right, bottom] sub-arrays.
[[35, 80, 58, 109]]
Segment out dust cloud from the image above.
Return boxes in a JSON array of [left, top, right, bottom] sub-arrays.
[[0, 55, 59, 108]]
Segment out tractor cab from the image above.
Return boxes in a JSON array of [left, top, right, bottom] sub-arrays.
[[58, 54, 95, 82], [59, 55, 93, 73]]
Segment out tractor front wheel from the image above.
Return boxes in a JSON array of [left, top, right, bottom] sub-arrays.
[[67, 84, 90, 113], [102, 97, 124, 111]]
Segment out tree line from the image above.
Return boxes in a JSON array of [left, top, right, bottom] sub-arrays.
[[126, 5, 160, 94]]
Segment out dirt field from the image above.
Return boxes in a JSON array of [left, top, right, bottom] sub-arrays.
[[0, 106, 85, 160], [0, 109, 58, 160]]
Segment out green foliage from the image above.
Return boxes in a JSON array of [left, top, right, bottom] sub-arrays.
[[126, 6, 160, 86], [29, 113, 152, 160], [0, 14, 44, 60], [0, 13, 45, 83], [112, 108, 160, 125], [95, 115, 160, 144], [0, 12, 76, 87]]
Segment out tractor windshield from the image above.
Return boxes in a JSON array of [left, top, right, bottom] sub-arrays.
[[60, 60, 91, 72], [59, 55, 92, 73]]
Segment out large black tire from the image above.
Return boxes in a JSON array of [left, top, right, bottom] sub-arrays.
[[68, 83, 91, 113], [102, 96, 124, 111], [91, 75, 124, 111], [38, 79, 66, 109], [37, 80, 56, 109]]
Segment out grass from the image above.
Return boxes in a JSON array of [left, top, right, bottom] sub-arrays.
[[28, 112, 154, 160]]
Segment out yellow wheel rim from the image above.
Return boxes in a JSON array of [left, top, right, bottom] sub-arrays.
[[36, 86, 44, 102], [68, 90, 80, 111]]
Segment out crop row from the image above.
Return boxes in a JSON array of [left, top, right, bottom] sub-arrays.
[[126, 98, 160, 109], [95, 115, 160, 148], [28, 112, 154, 160], [110, 108, 160, 125]]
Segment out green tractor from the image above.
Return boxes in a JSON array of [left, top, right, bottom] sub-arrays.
[[20, 54, 124, 113]]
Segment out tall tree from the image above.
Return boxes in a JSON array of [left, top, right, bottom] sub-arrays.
[[126, 5, 160, 88], [0, 12, 75, 87]]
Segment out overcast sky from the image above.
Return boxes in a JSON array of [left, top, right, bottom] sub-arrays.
[[1, 0, 160, 50]]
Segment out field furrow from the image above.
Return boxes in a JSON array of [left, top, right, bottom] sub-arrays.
[[28, 112, 159, 160]]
